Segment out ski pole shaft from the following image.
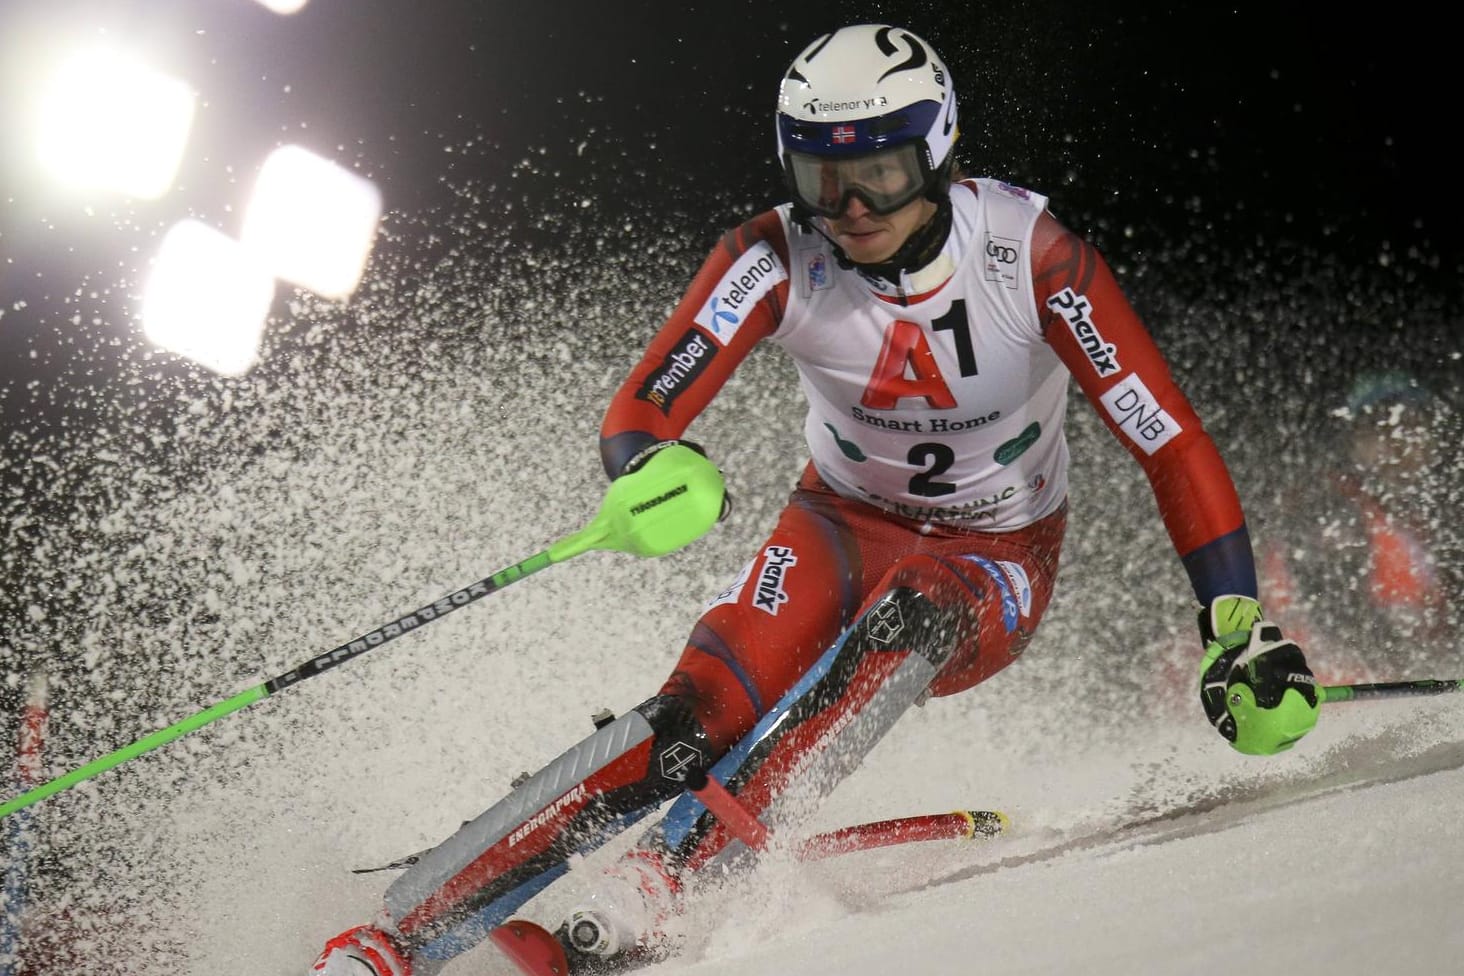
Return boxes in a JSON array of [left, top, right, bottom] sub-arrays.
[[0, 442, 727, 822], [0, 537, 586, 823], [687, 769, 770, 851], [1321, 679, 1464, 704]]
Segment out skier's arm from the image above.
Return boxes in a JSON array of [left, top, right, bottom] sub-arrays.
[[1031, 211, 1319, 755], [599, 210, 790, 479], [1030, 210, 1252, 606]]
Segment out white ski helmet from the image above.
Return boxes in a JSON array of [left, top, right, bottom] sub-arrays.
[[776, 24, 958, 219]]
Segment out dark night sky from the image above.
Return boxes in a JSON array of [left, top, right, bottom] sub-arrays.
[[5, 4, 1461, 246], [0, 1, 1459, 456]]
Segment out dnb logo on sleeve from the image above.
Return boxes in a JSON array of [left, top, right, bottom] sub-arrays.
[[1100, 374, 1181, 455]]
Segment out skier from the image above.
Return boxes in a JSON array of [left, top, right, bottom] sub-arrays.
[[311, 23, 1319, 976]]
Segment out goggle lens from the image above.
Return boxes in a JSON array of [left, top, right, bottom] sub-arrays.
[[788, 143, 927, 218]]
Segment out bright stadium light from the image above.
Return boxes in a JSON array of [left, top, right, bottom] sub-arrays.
[[252, 0, 311, 12], [32, 44, 196, 200], [241, 145, 382, 300], [143, 220, 275, 377]]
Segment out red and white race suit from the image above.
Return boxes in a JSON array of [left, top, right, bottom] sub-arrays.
[[600, 178, 1255, 748]]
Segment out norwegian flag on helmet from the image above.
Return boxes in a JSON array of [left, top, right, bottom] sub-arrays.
[[831, 125, 856, 144]]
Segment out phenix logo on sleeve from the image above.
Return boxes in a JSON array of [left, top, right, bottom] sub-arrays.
[[751, 545, 797, 615], [703, 544, 798, 616], [1046, 287, 1120, 377], [694, 240, 787, 347]]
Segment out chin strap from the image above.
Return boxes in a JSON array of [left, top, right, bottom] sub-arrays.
[[845, 194, 953, 284], [791, 189, 955, 287]]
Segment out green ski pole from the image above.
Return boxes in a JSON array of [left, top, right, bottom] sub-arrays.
[[1321, 679, 1464, 704], [0, 443, 725, 821]]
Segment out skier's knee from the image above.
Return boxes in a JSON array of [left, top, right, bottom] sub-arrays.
[[546, 693, 718, 820], [876, 556, 982, 654], [861, 576, 967, 663], [628, 693, 718, 790]]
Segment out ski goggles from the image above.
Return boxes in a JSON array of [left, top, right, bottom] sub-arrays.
[[785, 142, 931, 218]]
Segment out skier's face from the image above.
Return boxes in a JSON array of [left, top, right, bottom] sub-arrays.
[[824, 193, 937, 265]]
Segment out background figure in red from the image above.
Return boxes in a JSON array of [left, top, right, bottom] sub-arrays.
[[1258, 370, 1460, 680]]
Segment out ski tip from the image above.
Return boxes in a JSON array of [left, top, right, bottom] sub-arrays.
[[490, 919, 571, 976], [961, 810, 1009, 838]]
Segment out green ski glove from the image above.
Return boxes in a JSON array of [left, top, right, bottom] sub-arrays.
[[600, 439, 729, 558], [1198, 595, 1319, 756]]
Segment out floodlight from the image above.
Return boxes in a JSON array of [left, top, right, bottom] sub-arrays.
[[241, 145, 381, 300], [142, 220, 275, 377], [252, 0, 310, 12], [33, 44, 196, 200]]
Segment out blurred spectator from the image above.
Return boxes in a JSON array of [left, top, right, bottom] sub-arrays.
[[1256, 370, 1460, 680]]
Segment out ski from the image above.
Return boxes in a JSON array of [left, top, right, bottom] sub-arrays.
[[688, 766, 1007, 858], [487, 802, 1008, 975], [353, 808, 1007, 875], [797, 808, 1008, 860]]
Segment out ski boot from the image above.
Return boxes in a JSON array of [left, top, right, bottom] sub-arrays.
[[311, 924, 413, 976], [493, 850, 681, 975]]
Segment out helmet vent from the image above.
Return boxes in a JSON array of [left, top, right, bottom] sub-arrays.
[[866, 114, 909, 137]]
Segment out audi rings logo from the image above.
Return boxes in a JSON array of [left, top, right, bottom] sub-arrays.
[[983, 233, 1022, 290], [985, 237, 1018, 264]]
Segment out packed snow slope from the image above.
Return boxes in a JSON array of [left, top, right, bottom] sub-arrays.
[[2, 187, 1460, 976]]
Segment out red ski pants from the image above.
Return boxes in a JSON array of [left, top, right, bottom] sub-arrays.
[[660, 463, 1066, 749]]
